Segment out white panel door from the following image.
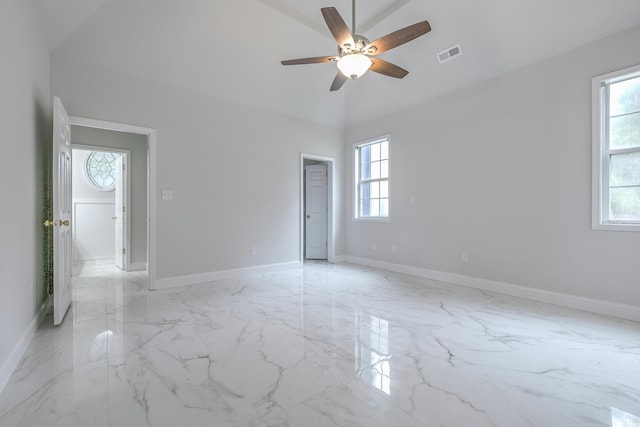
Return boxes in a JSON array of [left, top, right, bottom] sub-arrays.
[[305, 164, 328, 259], [114, 154, 126, 270], [52, 97, 72, 326]]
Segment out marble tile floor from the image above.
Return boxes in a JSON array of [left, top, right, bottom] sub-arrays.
[[1, 261, 639, 427]]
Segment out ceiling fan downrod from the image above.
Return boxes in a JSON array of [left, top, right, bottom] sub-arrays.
[[352, 0, 356, 35]]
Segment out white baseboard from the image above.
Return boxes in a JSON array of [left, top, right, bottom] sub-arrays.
[[73, 259, 147, 272], [344, 256, 640, 323], [331, 255, 347, 263], [153, 261, 302, 290], [0, 296, 51, 394], [128, 262, 147, 272], [73, 255, 113, 264]]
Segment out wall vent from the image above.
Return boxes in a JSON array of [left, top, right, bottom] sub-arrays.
[[437, 44, 462, 64]]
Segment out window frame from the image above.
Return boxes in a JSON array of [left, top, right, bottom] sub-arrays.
[[353, 135, 391, 222], [84, 150, 119, 192], [592, 64, 640, 231]]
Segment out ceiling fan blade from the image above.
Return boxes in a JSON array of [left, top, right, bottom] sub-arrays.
[[370, 58, 409, 79], [281, 56, 339, 65], [330, 72, 348, 91], [365, 20, 431, 55], [321, 7, 355, 49]]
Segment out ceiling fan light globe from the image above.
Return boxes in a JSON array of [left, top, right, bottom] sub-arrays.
[[337, 54, 372, 80]]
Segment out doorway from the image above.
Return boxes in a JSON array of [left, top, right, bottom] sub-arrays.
[[50, 97, 157, 327], [71, 147, 129, 269], [300, 154, 335, 263], [69, 125, 149, 274], [69, 116, 157, 289]]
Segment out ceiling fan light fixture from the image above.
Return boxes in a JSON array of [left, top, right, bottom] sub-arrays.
[[337, 53, 372, 79], [280, 4, 432, 91]]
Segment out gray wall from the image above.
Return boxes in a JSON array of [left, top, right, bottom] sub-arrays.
[[345, 25, 640, 306], [0, 0, 50, 382], [52, 58, 345, 280], [71, 127, 148, 268]]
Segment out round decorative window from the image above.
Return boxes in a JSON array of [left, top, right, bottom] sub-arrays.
[[85, 151, 118, 191]]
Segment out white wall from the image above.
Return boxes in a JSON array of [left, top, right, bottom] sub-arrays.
[[71, 149, 117, 263], [0, 0, 50, 388], [71, 128, 148, 268], [51, 58, 345, 282], [345, 25, 640, 307]]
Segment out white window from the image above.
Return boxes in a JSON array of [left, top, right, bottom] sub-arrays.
[[592, 65, 640, 231], [354, 136, 389, 220], [85, 151, 119, 191]]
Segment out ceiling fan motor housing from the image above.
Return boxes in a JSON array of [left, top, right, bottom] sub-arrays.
[[339, 34, 371, 56]]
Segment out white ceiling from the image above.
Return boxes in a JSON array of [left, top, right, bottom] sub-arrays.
[[32, 0, 640, 128]]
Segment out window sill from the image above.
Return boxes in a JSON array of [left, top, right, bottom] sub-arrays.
[[592, 222, 640, 232], [353, 217, 391, 223]]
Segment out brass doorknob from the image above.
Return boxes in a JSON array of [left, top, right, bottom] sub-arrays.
[[60, 220, 70, 226], [112, 216, 117, 220], [43, 219, 55, 227]]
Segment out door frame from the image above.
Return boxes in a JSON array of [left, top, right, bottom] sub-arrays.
[[71, 145, 130, 269], [299, 153, 335, 263], [70, 116, 157, 290]]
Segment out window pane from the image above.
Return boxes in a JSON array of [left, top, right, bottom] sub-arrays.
[[380, 198, 388, 217], [360, 182, 370, 199], [86, 151, 118, 190], [610, 152, 640, 186], [371, 161, 381, 180], [610, 76, 640, 116], [610, 187, 640, 221], [360, 159, 371, 180], [360, 199, 371, 216], [360, 145, 371, 164], [380, 160, 389, 179], [380, 181, 388, 198], [369, 199, 380, 217], [370, 182, 380, 198], [371, 143, 381, 162], [380, 140, 388, 160], [610, 112, 640, 149]]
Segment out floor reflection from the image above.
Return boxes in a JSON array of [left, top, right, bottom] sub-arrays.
[[90, 330, 113, 360], [612, 407, 640, 427], [354, 309, 392, 395]]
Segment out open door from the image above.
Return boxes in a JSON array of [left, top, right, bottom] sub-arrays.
[[52, 97, 73, 325], [305, 164, 328, 259], [114, 154, 126, 270]]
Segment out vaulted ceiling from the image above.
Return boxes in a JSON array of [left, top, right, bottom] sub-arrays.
[[32, 0, 640, 127]]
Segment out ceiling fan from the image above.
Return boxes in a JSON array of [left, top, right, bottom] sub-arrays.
[[281, 0, 431, 91]]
